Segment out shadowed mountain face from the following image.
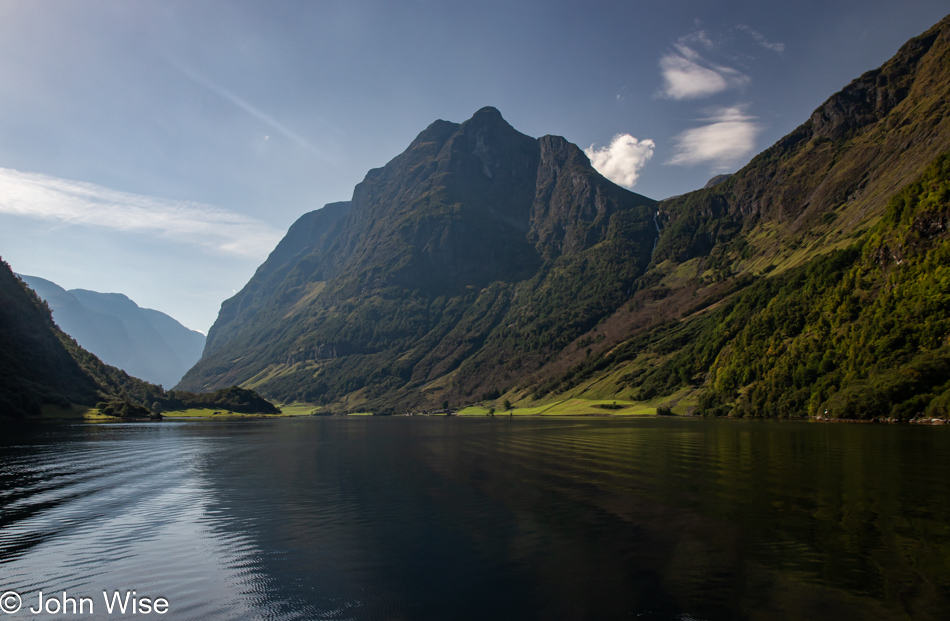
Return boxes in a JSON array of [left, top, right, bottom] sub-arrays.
[[179, 107, 657, 407], [19, 276, 205, 388]]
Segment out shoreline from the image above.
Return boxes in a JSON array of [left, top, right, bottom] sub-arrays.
[[15, 406, 950, 425]]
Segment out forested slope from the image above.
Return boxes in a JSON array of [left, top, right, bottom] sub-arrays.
[[539, 153, 950, 419]]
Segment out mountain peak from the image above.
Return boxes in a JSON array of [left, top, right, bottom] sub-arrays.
[[469, 106, 504, 123]]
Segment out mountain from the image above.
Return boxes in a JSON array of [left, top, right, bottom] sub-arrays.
[[18, 275, 205, 388], [0, 258, 278, 420], [526, 14, 950, 419], [182, 15, 950, 419], [178, 107, 658, 409]]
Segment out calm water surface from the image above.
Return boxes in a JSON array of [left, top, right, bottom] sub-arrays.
[[1, 417, 949, 620]]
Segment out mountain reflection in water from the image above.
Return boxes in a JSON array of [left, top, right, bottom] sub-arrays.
[[1, 417, 948, 620]]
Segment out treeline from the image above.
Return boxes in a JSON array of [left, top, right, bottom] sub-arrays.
[[156, 386, 281, 414], [96, 386, 281, 419], [96, 386, 280, 418]]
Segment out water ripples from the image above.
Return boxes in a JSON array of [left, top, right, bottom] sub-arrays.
[[1, 418, 949, 620]]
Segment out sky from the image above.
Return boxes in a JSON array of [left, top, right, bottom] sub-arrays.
[[0, 0, 947, 333]]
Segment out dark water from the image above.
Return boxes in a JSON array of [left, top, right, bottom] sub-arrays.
[[1, 417, 949, 620]]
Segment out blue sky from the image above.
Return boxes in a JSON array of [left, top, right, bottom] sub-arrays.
[[0, 0, 947, 332]]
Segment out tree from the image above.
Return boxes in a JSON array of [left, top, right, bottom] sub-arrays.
[[503, 399, 511, 411]]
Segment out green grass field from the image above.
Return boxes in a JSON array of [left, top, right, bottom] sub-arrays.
[[458, 398, 670, 417], [32, 402, 317, 421], [36, 403, 110, 421], [33, 396, 695, 421], [274, 402, 322, 416], [162, 405, 313, 419]]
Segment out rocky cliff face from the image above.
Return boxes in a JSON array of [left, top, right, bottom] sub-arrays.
[[809, 27, 939, 141], [321, 106, 544, 296], [178, 108, 656, 408]]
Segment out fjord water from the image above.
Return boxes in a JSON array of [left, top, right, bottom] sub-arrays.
[[1, 418, 948, 620]]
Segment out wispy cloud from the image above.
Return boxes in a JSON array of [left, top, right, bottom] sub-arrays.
[[667, 106, 759, 170], [659, 31, 749, 100], [166, 56, 325, 158], [0, 167, 283, 258], [736, 25, 785, 53], [585, 134, 655, 189]]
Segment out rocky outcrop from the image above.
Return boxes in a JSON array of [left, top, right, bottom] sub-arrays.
[[810, 29, 940, 140]]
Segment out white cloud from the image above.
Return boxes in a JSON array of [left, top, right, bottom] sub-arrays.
[[736, 25, 785, 53], [659, 32, 750, 100], [585, 134, 655, 189], [660, 54, 728, 99], [667, 106, 759, 170], [0, 167, 283, 258]]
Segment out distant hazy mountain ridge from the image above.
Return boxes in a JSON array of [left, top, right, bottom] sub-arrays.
[[19, 275, 205, 388]]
